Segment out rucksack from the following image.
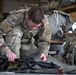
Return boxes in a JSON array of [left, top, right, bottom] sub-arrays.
[[48, 10, 74, 40]]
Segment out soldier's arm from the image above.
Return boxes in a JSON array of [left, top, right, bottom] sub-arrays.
[[0, 30, 11, 55], [0, 10, 24, 59], [37, 15, 51, 57], [0, 27, 23, 61], [5, 26, 23, 58]]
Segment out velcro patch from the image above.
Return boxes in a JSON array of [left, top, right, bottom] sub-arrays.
[[7, 16, 16, 26]]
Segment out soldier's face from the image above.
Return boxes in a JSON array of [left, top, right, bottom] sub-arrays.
[[27, 19, 41, 30]]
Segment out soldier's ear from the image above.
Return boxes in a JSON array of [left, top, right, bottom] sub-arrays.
[[42, 19, 44, 22], [26, 14, 28, 19]]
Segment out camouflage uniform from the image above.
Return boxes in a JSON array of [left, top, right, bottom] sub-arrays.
[[0, 8, 51, 59], [64, 29, 76, 55], [63, 29, 76, 64]]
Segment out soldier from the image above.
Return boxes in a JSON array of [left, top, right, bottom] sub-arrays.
[[63, 29, 76, 64], [0, 6, 51, 62]]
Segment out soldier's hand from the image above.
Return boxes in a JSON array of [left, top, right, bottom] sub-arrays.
[[6, 51, 17, 61], [40, 53, 47, 62]]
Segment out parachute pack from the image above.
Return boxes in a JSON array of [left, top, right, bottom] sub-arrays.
[[48, 10, 74, 40]]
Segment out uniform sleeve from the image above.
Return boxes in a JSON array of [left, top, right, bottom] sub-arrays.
[[0, 30, 11, 55], [37, 15, 51, 56], [0, 17, 13, 54], [0, 9, 24, 57], [0, 26, 23, 58]]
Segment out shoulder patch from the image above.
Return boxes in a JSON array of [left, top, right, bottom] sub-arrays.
[[7, 16, 17, 26]]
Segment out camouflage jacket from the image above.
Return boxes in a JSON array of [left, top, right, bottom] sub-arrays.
[[0, 8, 51, 56]]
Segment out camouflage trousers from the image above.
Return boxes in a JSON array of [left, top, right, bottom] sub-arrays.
[[20, 43, 40, 59]]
